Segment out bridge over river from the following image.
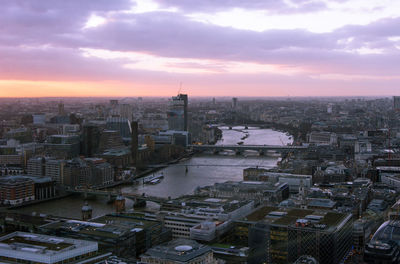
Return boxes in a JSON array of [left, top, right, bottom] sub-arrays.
[[189, 144, 308, 155], [67, 189, 168, 205]]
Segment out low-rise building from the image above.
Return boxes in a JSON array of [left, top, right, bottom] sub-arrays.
[[141, 238, 216, 264], [208, 181, 289, 203], [307, 131, 338, 145], [39, 214, 170, 258], [158, 197, 254, 239], [0, 231, 98, 264], [0, 176, 35, 205]]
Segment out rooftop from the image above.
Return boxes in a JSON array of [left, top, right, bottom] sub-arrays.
[[0, 231, 97, 256], [142, 239, 211, 262], [242, 206, 350, 232], [41, 214, 158, 239]]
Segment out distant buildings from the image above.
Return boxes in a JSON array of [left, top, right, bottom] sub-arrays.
[[98, 130, 125, 152], [106, 117, 132, 139], [232, 97, 238, 110], [27, 156, 113, 188], [243, 168, 312, 193], [307, 131, 338, 145], [206, 181, 289, 203], [44, 135, 80, 159], [32, 113, 46, 124], [394, 96, 400, 110]]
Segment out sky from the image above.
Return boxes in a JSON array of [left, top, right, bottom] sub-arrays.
[[1, 0, 400, 97]]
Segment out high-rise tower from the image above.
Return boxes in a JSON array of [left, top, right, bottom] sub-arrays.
[[167, 94, 188, 131]]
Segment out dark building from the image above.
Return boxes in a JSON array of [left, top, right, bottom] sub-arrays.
[[98, 130, 125, 152], [44, 135, 80, 159], [81, 202, 92, 221], [40, 213, 170, 258], [106, 117, 132, 139], [167, 94, 188, 131], [82, 124, 101, 157], [241, 206, 352, 264], [364, 221, 400, 264], [131, 121, 138, 165]]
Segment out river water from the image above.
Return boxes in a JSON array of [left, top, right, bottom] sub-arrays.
[[12, 127, 292, 219]]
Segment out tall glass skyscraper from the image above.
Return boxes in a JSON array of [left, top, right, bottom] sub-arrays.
[[167, 94, 188, 131]]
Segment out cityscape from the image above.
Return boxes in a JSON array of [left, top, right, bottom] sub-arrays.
[[2, 1, 400, 264]]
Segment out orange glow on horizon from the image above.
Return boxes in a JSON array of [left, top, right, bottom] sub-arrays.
[[0, 80, 174, 98], [0, 79, 294, 98]]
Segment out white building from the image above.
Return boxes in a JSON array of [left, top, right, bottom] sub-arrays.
[[307, 131, 337, 145], [0, 232, 98, 264]]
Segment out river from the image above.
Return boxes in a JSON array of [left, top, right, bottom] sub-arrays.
[[12, 127, 292, 219]]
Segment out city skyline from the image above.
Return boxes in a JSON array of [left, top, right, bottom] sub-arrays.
[[1, 0, 400, 97]]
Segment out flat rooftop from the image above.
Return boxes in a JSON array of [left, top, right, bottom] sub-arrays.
[[241, 206, 351, 232], [42, 215, 155, 239], [0, 231, 97, 257], [142, 238, 211, 262]]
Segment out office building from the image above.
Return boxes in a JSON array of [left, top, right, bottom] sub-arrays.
[[45, 159, 65, 185], [159, 130, 190, 147], [0, 176, 35, 205], [44, 135, 80, 159], [62, 124, 80, 135], [84, 158, 114, 187], [167, 94, 188, 131], [82, 124, 101, 157], [63, 158, 91, 188], [106, 117, 132, 139], [0, 153, 23, 167], [0, 231, 98, 264], [27, 157, 46, 177], [235, 206, 352, 264], [58, 101, 65, 115], [307, 131, 338, 145], [394, 96, 400, 110], [40, 214, 170, 258], [98, 130, 125, 152], [159, 197, 254, 239], [131, 121, 138, 165], [232, 97, 238, 109], [364, 221, 400, 264], [207, 181, 289, 203], [119, 103, 133, 121], [33, 113, 46, 124], [141, 238, 216, 264]]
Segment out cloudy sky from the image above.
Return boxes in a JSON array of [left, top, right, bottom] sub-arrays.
[[1, 0, 400, 97]]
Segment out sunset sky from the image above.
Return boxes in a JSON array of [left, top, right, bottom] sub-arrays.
[[1, 0, 400, 97]]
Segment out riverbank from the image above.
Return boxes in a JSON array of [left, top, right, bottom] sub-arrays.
[[10, 128, 290, 218], [5, 193, 73, 210]]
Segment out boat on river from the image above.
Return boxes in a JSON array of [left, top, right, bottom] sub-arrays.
[[149, 178, 161, 184], [143, 172, 164, 184]]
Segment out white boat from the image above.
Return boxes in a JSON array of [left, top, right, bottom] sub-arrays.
[[149, 178, 161, 184]]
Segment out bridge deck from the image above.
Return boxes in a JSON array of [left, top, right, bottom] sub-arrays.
[[68, 189, 167, 202], [189, 144, 307, 150]]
